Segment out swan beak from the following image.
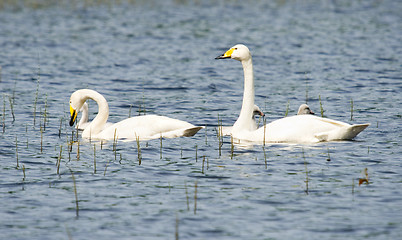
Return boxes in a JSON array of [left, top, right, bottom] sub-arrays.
[[215, 48, 234, 59], [69, 105, 77, 126]]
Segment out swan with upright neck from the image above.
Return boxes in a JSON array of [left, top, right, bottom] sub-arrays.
[[216, 44, 369, 143], [69, 89, 203, 141]]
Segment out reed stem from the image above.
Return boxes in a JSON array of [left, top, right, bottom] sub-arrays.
[[185, 182, 189, 211], [40, 125, 43, 153], [230, 136, 234, 159], [136, 136, 142, 165], [319, 95, 324, 118], [70, 170, 79, 218], [194, 181, 198, 215], [350, 98, 354, 121], [22, 164, 26, 181], [284, 100, 289, 117], [160, 134, 163, 160], [303, 148, 309, 195], [8, 96, 15, 123], [93, 144, 96, 174], [15, 136, 19, 168]]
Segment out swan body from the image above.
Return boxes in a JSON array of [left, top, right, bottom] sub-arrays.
[[69, 89, 203, 141], [76, 102, 113, 130], [216, 44, 369, 143], [297, 104, 314, 115], [221, 105, 264, 136]]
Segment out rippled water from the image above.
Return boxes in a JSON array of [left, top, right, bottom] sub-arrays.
[[0, 0, 401, 239]]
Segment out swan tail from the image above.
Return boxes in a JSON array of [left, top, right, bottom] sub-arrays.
[[315, 123, 370, 141], [154, 126, 204, 139], [182, 126, 204, 137], [343, 123, 370, 139]]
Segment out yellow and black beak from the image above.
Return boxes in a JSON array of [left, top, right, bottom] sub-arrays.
[[69, 105, 77, 126], [215, 48, 234, 59]]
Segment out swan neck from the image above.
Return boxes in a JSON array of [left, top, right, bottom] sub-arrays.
[[82, 90, 109, 136], [235, 58, 255, 131]]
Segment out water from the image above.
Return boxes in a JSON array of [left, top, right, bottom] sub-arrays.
[[0, 0, 401, 239]]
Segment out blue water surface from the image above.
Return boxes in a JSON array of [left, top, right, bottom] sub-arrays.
[[0, 0, 401, 239]]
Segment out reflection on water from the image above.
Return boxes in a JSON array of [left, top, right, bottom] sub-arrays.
[[0, 0, 401, 239]]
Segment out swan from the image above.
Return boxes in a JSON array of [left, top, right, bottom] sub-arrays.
[[297, 104, 314, 115], [76, 102, 113, 130], [69, 89, 203, 141], [221, 105, 264, 136], [216, 44, 369, 143]]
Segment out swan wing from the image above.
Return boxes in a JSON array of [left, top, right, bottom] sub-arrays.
[[249, 115, 369, 143], [97, 115, 200, 140]]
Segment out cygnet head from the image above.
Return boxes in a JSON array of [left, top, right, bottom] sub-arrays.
[[253, 105, 265, 118], [215, 44, 251, 62], [297, 104, 315, 115]]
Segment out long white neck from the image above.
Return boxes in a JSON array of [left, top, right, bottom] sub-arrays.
[[77, 103, 89, 127], [233, 58, 255, 131], [81, 90, 109, 138]]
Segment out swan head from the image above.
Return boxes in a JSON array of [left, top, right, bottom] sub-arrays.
[[215, 44, 251, 62], [297, 104, 315, 115], [69, 90, 88, 126]]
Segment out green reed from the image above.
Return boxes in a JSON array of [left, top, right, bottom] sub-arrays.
[[319, 95, 324, 117], [70, 170, 79, 218], [217, 114, 223, 157], [305, 74, 309, 104], [76, 140, 80, 161], [263, 146, 267, 169], [33, 79, 39, 126], [136, 136, 142, 165], [40, 125, 43, 153], [195, 144, 198, 162], [58, 117, 63, 138], [22, 164, 26, 182], [185, 182, 190, 211], [8, 95, 15, 123], [230, 136, 234, 160], [303, 148, 309, 195], [194, 181, 198, 215], [202, 156, 205, 174], [2, 95, 5, 133], [326, 145, 331, 161], [160, 134, 163, 160], [263, 117, 267, 146], [175, 213, 179, 240], [43, 94, 48, 130], [128, 104, 132, 118], [15, 136, 19, 168], [284, 100, 290, 117], [57, 145, 62, 175], [350, 98, 354, 121], [93, 144, 97, 173]]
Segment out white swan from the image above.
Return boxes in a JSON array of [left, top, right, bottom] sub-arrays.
[[221, 105, 264, 136], [216, 44, 369, 143], [69, 89, 203, 141], [297, 104, 314, 115], [76, 102, 113, 130]]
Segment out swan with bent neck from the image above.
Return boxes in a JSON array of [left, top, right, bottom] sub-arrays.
[[76, 102, 113, 130], [69, 89, 203, 141], [216, 44, 369, 143]]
